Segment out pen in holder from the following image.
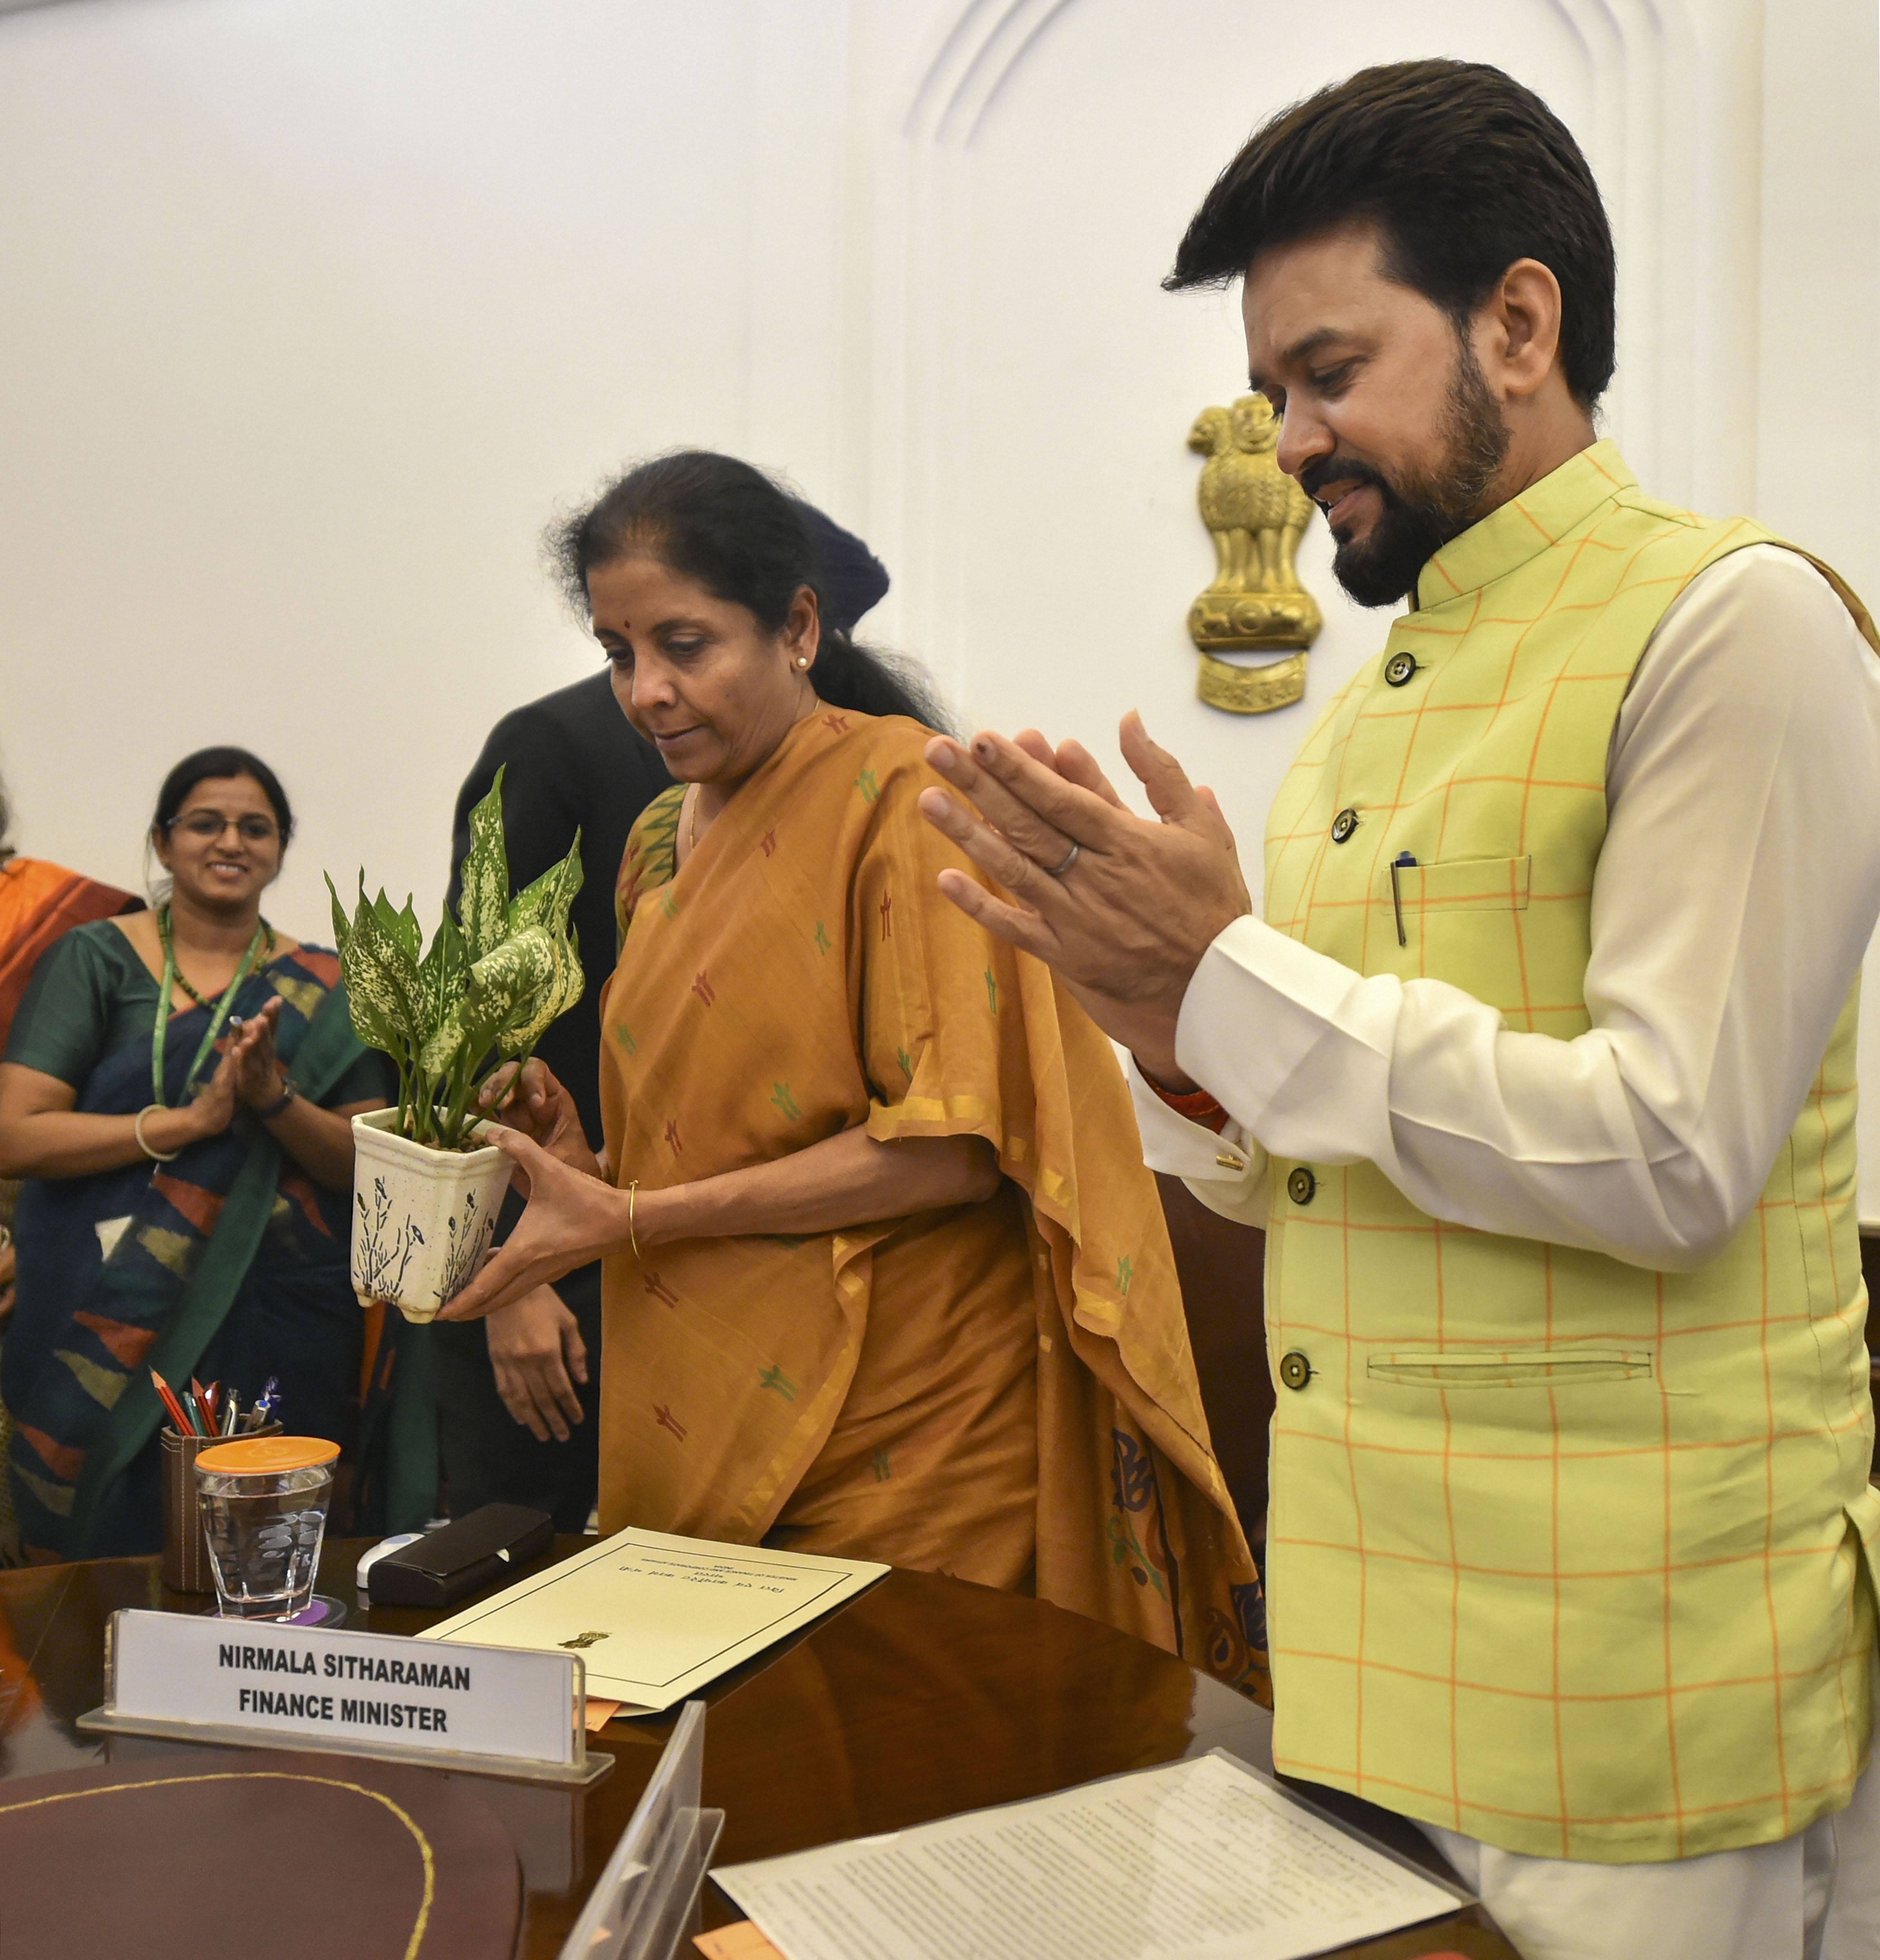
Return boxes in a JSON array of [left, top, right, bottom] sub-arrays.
[[161, 1420, 280, 1593]]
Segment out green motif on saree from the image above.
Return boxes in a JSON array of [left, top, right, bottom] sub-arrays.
[[1115, 1254, 1134, 1296], [770, 1082, 802, 1122], [856, 770, 881, 804], [758, 1365, 797, 1401], [814, 922, 832, 955], [983, 969, 998, 1014]]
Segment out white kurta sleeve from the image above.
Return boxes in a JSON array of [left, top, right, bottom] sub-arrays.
[[1171, 545, 1880, 1272]]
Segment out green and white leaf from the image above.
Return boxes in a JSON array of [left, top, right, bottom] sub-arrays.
[[367, 888, 423, 968], [326, 873, 352, 958], [499, 922, 584, 1057], [508, 830, 585, 937], [417, 911, 468, 1047], [467, 923, 558, 1030], [337, 878, 426, 1057], [416, 925, 550, 1076], [457, 766, 512, 962], [395, 895, 424, 964]]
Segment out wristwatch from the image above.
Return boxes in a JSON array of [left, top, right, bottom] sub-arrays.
[[255, 1078, 299, 1120]]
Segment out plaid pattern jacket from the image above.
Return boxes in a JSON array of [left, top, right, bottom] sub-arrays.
[[1260, 441, 1880, 1861]]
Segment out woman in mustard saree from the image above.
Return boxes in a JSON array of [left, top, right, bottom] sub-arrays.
[[444, 453, 1265, 1693]]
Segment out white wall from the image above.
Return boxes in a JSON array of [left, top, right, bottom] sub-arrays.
[[2, 0, 1878, 1198], [0, 0, 919, 918]]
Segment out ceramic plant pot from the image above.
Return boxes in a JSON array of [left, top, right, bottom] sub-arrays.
[[350, 1108, 515, 1324]]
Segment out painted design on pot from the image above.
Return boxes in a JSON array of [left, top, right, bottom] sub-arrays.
[[354, 1175, 422, 1303], [435, 1192, 497, 1312], [349, 1108, 514, 1325]]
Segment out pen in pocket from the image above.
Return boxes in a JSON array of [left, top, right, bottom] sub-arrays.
[[1391, 853, 1417, 947]]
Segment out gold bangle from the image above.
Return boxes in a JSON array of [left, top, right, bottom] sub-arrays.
[[134, 1104, 181, 1163], [628, 1180, 640, 1260]]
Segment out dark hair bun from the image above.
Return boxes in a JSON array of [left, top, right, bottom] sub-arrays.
[[548, 451, 953, 733]]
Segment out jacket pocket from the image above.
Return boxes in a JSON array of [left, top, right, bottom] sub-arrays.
[[1366, 1346, 1653, 1388], [1392, 854, 1531, 913]]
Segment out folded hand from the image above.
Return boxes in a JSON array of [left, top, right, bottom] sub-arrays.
[[917, 712, 1252, 1082], [227, 998, 287, 1109]]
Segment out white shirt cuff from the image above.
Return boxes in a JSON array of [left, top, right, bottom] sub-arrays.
[[1173, 915, 1406, 1168], [1124, 1051, 1269, 1223]]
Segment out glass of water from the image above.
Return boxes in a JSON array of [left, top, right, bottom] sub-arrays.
[[195, 1436, 339, 1619]]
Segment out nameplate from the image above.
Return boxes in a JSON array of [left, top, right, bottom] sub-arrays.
[[78, 1608, 611, 1787]]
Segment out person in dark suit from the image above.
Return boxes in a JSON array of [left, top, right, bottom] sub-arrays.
[[433, 498, 890, 1529]]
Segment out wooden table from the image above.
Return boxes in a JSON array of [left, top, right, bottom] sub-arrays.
[[0, 1539, 1514, 1959]]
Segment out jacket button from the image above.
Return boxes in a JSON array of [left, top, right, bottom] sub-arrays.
[[1330, 808, 1359, 844], [1278, 1350, 1313, 1391], [1287, 1166, 1316, 1205], [1385, 651, 1418, 687]]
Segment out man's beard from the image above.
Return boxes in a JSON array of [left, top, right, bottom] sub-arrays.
[[1304, 341, 1511, 609]]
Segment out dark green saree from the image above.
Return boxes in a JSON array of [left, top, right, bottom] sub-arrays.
[[3, 925, 422, 1557]]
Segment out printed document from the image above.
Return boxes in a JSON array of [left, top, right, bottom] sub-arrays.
[[714, 1751, 1467, 1960], [417, 1528, 885, 1713]]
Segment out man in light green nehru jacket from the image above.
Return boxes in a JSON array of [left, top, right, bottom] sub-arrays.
[[918, 58, 1880, 1960]]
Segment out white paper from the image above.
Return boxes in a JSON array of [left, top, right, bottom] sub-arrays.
[[417, 1527, 886, 1713], [714, 1751, 1465, 1960]]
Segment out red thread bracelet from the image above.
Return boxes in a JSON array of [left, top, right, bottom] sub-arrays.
[[1150, 1079, 1229, 1134]]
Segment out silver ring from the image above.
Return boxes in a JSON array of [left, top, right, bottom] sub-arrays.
[[1046, 841, 1081, 878]]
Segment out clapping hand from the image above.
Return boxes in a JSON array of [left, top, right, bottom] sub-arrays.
[[227, 998, 288, 1109], [917, 713, 1253, 1085], [182, 1049, 243, 1140], [178, 1000, 286, 1145]]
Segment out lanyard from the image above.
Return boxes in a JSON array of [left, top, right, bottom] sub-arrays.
[[151, 916, 269, 1108]]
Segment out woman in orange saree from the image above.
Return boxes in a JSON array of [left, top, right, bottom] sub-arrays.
[[0, 810, 142, 1056], [0, 794, 140, 1550], [443, 453, 1265, 1695]]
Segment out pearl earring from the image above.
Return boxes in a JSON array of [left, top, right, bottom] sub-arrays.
[[795, 656, 810, 670]]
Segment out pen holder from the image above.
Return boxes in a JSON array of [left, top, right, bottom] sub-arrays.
[[161, 1421, 279, 1593]]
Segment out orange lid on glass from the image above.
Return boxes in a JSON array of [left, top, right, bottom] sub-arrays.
[[195, 1436, 340, 1475]]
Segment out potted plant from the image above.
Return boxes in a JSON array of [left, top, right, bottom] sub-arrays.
[[328, 767, 584, 1323]]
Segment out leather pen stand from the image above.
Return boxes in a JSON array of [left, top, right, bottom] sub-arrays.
[[160, 1421, 281, 1594]]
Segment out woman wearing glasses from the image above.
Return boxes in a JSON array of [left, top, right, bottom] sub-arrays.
[[0, 747, 389, 1558]]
